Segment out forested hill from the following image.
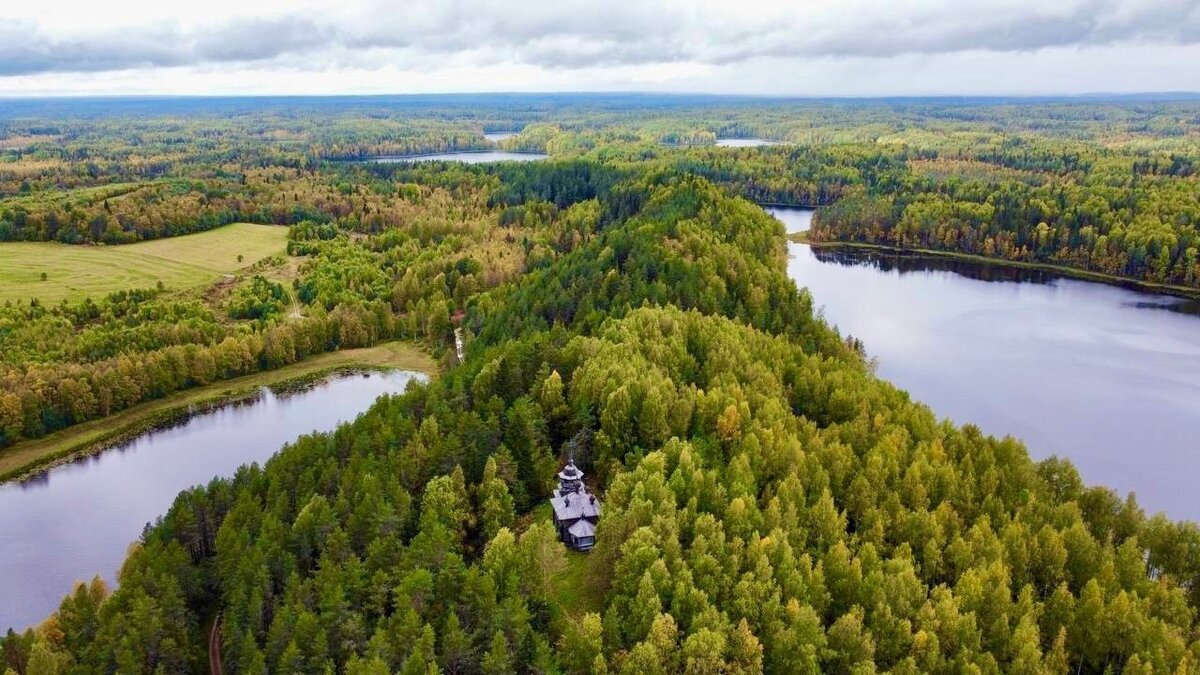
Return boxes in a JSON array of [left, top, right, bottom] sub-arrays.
[[4, 97, 1200, 290], [6, 171, 1200, 674]]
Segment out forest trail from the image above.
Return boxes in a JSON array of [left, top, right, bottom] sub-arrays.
[[209, 613, 223, 675], [286, 287, 303, 320]]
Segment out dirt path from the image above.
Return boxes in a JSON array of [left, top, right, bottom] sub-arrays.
[[286, 287, 303, 320], [209, 613, 223, 675]]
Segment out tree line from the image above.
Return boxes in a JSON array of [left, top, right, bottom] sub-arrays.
[[0, 178, 536, 448], [6, 98, 1200, 291], [5, 169, 1200, 673]]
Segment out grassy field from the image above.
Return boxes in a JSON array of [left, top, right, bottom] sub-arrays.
[[0, 223, 288, 304], [522, 502, 606, 617], [552, 549, 606, 617], [0, 181, 146, 209], [0, 341, 436, 482]]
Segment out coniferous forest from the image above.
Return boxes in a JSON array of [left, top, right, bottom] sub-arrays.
[[2, 97, 1200, 674]]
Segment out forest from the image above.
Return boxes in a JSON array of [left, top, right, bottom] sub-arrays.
[[3, 97, 1200, 673], [3, 96, 1199, 288]]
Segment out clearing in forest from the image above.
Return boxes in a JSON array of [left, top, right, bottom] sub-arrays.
[[0, 223, 288, 304]]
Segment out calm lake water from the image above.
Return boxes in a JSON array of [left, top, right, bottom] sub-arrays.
[[766, 206, 1200, 523], [717, 138, 777, 147], [0, 370, 422, 630], [371, 151, 546, 164]]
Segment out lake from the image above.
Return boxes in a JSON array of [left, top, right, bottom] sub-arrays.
[[0, 370, 422, 631], [766, 206, 1200, 522], [717, 138, 777, 147], [370, 151, 546, 164], [484, 132, 518, 142]]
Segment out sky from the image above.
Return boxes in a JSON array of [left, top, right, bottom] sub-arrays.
[[2, 0, 1199, 97]]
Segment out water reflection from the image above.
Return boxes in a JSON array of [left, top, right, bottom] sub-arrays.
[[810, 247, 1200, 317], [0, 369, 423, 630], [770, 207, 1200, 523], [763, 205, 813, 233]]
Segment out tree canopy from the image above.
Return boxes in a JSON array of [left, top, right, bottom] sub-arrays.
[[3, 97, 1200, 673]]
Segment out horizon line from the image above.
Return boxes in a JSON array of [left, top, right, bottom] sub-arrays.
[[2, 90, 1200, 102]]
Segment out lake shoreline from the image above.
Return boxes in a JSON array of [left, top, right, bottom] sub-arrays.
[[366, 150, 549, 162], [800, 238, 1200, 301], [785, 235, 1200, 522], [0, 341, 435, 484]]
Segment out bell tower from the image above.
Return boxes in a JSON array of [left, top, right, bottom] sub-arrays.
[[557, 458, 583, 494]]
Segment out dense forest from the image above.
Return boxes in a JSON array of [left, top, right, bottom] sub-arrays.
[[5, 160, 1200, 673], [3, 97, 1200, 673], [3, 96, 1199, 288]]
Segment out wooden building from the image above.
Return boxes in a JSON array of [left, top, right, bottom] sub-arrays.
[[550, 459, 601, 551]]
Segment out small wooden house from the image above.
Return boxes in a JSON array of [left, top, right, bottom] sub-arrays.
[[550, 459, 601, 551]]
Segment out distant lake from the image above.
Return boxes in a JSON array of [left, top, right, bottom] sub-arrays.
[[766, 206, 814, 232], [370, 151, 546, 164], [0, 370, 422, 631], [484, 132, 518, 142], [716, 138, 777, 147], [765, 206, 1200, 522]]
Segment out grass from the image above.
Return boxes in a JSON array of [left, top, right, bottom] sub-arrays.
[[0, 223, 288, 304], [522, 502, 606, 618], [0, 181, 147, 209], [0, 341, 436, 482], [553, 550, 606, 618]]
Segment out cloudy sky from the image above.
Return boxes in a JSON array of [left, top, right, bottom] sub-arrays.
[[2, 0, 1199, 96]]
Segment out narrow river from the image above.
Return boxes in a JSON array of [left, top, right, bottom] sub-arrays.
[[769, 207, 1200, 523], [0, 370, 422, 631]]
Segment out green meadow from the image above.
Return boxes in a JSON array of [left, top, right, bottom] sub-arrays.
[[0, 223, 287, 304]]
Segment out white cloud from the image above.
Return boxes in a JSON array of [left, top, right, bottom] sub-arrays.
[[1, 0, 1198, 95]]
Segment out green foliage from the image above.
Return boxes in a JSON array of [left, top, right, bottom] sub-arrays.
[[228, 275, 288, 322], [6, 101, 1200, 673], [806, 153, 1200, 287]]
